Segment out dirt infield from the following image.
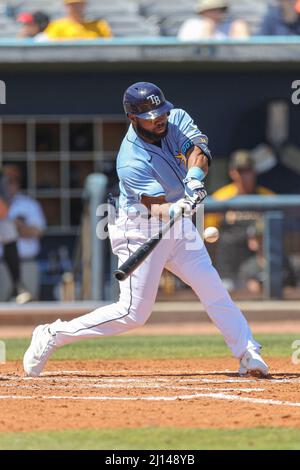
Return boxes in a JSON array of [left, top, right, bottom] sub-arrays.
[[1, 358, 300, 432]]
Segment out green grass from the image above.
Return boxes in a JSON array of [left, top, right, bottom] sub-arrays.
[[0, 427, 299, 450], [3, 333, 300, 361]]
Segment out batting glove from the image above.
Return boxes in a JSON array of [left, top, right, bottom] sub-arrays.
[[169, 198, 196, 219], [184, 179, 207, 205]]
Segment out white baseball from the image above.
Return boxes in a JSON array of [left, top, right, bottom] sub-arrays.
[[204, 226, 219, 243]]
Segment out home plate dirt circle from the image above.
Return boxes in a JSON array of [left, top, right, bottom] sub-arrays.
[[0, 358, 300, 431]]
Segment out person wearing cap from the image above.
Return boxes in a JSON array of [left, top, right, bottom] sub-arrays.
[[178, 0, 249, 40], [17, 11, 49, 40], [207, 150, 274, 218], [238, 219, 297, 295], [45, 0, 112, 40], [205, 150, 274, 291], [259, 0, 300, 35], [0, 165, 46, 302]]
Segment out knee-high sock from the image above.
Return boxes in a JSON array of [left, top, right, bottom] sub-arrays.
[[3, 241, 20, 284]]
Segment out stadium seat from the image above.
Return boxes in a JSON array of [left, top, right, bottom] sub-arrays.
[[0, 19, 21, 38], [139, 0, 195, 23], [140, 0, 274, 36], [160, 14, 199, 37], [0, 0, 275, 38], [109, 19, 160, 38]]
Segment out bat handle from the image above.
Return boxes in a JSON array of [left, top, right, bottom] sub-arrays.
[[113, 269, 127, 281]]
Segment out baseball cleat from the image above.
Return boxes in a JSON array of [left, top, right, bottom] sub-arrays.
[[238, 349, 269, 377], [23, 324, 57, 377]]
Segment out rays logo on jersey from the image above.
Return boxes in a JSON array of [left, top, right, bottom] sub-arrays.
[[175, 153, 187, 167]]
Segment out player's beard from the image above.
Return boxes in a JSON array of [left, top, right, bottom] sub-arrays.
[[136, 121, 169, 143]]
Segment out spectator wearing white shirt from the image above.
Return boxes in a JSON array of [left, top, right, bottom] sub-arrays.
[[0, 165, 46, 301], [178, 0, 249, 41]]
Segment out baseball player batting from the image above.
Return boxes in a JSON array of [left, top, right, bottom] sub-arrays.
[[23, 82, 269, 377]]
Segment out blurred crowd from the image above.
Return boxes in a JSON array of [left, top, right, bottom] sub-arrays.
[[205, 147, 300, 296], [1, 125, 300, 302], [1, 0, 300, 40], [179, 0, 300, 39]]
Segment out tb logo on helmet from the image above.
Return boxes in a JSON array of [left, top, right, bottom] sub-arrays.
[[147, 94, 161, 106], [123, 82, 173, 119]]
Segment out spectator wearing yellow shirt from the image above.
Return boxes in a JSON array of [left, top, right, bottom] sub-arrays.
[[45, 0, 112, 40], [206, 150, 274, 230], [205, 150, 274, 291]]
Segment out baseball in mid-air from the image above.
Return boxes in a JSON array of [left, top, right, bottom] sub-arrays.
[[204, 226, 219, 243]]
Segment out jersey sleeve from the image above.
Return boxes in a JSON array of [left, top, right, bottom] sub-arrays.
[[175, 109, 212, 164], [118, 164, 165, 200]]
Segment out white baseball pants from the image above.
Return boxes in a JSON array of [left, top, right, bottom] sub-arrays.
[[51, 214, 260, 358]]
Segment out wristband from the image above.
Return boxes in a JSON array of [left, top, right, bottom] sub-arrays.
[[185, 166, 205, 182]]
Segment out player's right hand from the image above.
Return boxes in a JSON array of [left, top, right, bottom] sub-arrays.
[[184, 180, 207, 205]]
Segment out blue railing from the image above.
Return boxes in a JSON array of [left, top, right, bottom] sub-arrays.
[[0, 36, 300, 46], [205, 195, 300, 211], [83, 189, 299, 301], [1, 36, 299, 64]]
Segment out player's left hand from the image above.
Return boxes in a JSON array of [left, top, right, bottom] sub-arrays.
[[169, 198, 196, 218], [184, 179, 207, 205]]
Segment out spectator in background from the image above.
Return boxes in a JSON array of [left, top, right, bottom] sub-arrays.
[[259, 0, 300, 35], [205, 150, 274, 291], [45, 0, 112, 40], [178, 0, 249, 40], [0, 169, 32, 304], [239, 220, 297, 295], [17, 11, 50, 40], [0, 165, 46, 301]]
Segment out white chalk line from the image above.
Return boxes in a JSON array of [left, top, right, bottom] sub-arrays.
[[31, 371, 300, 384], [0, 376, 258, 384], [0, 392, 300, 407], [1, 372, 299, 407], [2, 373, 299, 384], [41, 370, 236, 376], [0, 383, 265, 393], [23, 377, 257, 384]]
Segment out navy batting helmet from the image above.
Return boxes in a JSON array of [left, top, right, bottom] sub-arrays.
[[123, 82, 174, 120]]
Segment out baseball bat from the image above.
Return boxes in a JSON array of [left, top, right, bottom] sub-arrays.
[[114, 198, 200, 282]]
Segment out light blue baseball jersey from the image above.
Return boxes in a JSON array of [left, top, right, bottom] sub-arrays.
[[117, 108, 211, 210]]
